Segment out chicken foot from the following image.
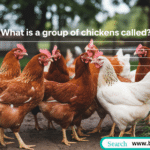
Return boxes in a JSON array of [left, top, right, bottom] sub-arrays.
[[0, 128, 14, 146], [33, 115, 43, 131], [61, 128, 76, 146], [88, 118, 103, 134], [4, 134, 14, 140], [14, 132, 36, 150], [71, 126, 88, 142], [124, 128, 132, 135], [77, 126, 90, 137], [101, 123, 116, 138]]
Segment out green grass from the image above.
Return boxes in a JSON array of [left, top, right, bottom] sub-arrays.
[[130, 61, 139, 71]]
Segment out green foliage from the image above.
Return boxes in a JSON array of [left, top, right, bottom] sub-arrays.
[[136, 118, 150, 137], [130, 61, 138, 71], [0, 0, 101, 31], [38, 42, 50, 50]]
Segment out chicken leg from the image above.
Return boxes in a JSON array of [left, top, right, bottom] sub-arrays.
[[131, 124, 136, 137], [101, 123, 116, 138], [14, 132, 36, 150], [0, 128, 14, 146], [47, 120, 56, 130], [33, 115, 43, 131], [119, 130, 125, 137], [71, 126, 88, 142], [88, 119, 103, 134], [61, 128, 76, 146]]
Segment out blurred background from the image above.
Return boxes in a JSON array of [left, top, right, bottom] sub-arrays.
[[0, 0, 149, 70]]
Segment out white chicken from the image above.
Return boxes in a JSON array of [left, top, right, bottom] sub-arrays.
[[91, 55, 150, 137]]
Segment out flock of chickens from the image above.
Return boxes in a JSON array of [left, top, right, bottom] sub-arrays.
[[0, 39, 150, 150]]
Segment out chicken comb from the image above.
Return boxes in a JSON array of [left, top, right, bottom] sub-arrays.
[[52, 45, 58, 55], [88, 39, 94, 48], [136, 44, 143, 53], [17, 44, 27, 52], [87, 50, 93, 57], [93, 51, 103, 58], [39, 49, 52, 58]]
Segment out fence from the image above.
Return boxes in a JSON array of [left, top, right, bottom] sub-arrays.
[[0, 35, 148, 61]]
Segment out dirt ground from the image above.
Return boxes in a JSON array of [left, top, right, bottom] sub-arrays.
[[0, 111, 117, 150]]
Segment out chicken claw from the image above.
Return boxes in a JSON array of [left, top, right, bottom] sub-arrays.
[[77, 127, 90, 137], [0, 128, 14, 146], [88, 119, 103, 134], [4, 134, 14, 140], [124, 128, 132, 135], [14, 132, 36, 150], [71, 126, 89, 142], [62, 129, 76, 146], [101, 123, 115, 138]]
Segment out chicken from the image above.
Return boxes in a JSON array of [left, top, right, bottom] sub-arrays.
[[0, 44, 28, 80], [75, 40, 131, 137], [31, 45, 69, 130], [0, 49, 53, 149], [134, 44, 150, 82], [39, 51, 97, 146], [134, 44, 150, 124], [91, 55, 150, 137], [0, 44, 28, 143]]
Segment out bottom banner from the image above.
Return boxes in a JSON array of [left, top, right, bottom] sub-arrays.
[[100, 137, 150, 149]]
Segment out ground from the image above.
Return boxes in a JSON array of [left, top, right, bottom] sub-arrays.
[[0, 112, 116, 150], [1, 111, 145, 150]]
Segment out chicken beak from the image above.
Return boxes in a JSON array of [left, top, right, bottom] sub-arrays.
[[91, 57, 97, 63], [91, 59, 97, 64], [22, 52, 28, 56], [49, 58, 54, 62], [134, 52, 137, 55]]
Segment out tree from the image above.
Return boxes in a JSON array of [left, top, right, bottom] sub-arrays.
[[0, 0, 102, 31], [112, 0, 150, 46]]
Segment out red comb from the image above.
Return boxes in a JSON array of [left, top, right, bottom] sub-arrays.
[[87, 50, 93, 57], [93, 51, 103, 58], [88, 39, 94, 48], [52, 45, 58, 55], [17, 44, 27, 53], [136, 44, 143, 53], [39, 49, 52, 58]]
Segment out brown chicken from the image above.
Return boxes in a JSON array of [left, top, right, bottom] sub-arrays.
[[0, 44, 28, 80], [0, 49, 53, 150], [71, 40, 131, 137], [134, 44, 150, 125], [0, 44, 28, 144], [39, 52, 97, 146], [31, 45, 70, 130]]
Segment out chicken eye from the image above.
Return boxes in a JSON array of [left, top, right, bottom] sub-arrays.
[[18, 50, 20, 53], [42, 56, 45, 59]]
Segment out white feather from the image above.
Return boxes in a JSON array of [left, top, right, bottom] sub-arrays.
[[96, 56, 150, 131], [24, 97, 32, 103]]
